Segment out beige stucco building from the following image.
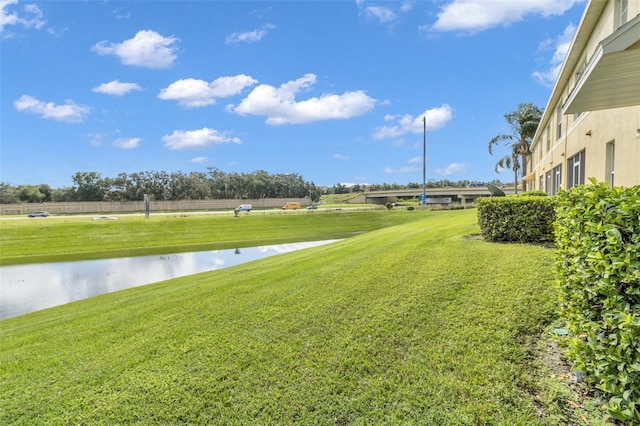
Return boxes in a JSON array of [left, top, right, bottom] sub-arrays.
[[526, 0, 640, 193]]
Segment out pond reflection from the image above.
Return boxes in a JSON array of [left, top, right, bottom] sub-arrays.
[[0, 240, 339, 320]]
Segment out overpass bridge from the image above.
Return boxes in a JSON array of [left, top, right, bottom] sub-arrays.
[[360, 187, 516, 206]]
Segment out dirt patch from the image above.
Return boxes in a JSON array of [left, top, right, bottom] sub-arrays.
[[463, 233, 483, 240], [533, 336, 613, 424], [539, 339, 577, 381]]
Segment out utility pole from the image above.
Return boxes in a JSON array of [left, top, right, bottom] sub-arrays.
[[422, 115, 426, 205]]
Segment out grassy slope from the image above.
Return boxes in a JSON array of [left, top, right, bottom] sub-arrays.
[[0, 210, 580, 424], [0, 210, 416, 266]]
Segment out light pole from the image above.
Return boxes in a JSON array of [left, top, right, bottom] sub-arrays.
[[422, 115, 426, 205]]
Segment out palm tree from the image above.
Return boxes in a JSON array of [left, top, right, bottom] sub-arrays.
[[493, 142, 520, 193], [488, 103, 543, 194]]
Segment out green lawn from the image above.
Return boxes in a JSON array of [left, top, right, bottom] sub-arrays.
[[0, 209, 419, 266], [0, 209, 607, 424]]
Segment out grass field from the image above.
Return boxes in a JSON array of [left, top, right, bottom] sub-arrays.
[[0, 209, 418, 266], [0, 209, 609, 424]]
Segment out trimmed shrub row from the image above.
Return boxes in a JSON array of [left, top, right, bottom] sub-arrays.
[[477, 193, 555, 243], [555, 180, 640, 423]]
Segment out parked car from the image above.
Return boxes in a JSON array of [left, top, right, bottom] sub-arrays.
[[307, 205, 318, 210], [27, 211, 49, 217], [235, 204, 252, 212]]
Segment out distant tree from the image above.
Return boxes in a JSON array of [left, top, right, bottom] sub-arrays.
[[307, 184, 321, 202], [331, 183, 349, 195], [51, 187, 74, 202], [492, 142, 521, 192], [38, 184, 52, 202], [0, 183, 17, 203], [206, 167, 227, 199], [126, 172, 153, 201], [189, 171, 212, 200], [15, 185, 46, 203], [488, 103, 542, 194], [71, 172, 108, 201], [248, 170, 271, 199], [104, 173, 129, 201], [138, 170, 170, 201]]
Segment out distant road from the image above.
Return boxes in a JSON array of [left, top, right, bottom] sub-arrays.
[[0, 206, 380, 221]]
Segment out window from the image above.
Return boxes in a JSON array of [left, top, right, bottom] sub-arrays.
[[617, 0, 628, 27], [556, 106, 563, 140], [545, 171, 552, 195], [539, 145, 543, 162], [546, 124, 551, 152], [539, 175, 544, 192], [606, 142, 615, 187], [567, 150, 586, 188], [552, 164, 562, 195]]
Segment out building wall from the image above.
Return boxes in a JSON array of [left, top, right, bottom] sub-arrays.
[[533, 106, 640, 192], [528, 0, 640, 192]]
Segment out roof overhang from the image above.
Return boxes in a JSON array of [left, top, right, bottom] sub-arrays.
[[563, 14, 640, 115]]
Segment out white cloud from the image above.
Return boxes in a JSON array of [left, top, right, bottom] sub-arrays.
[[190, 156, 208, 163], [400, 1, 414, 13], [364, 5, 396, 23], [385, 155, 430, 175], [431, 0, 581, 33], [92, 80, 142, 96], [373, 104, 453, 140], [14, 95, 90, 123], [339, 181, 368, 187], [434, 162, 470, 176], [334, 154, 350, 160], [113, 138, 141, 149], [158, 79, 215, 108], [210, 75, 259, 97], [230, 73, 377, 125], [384, 166, 419, 174], [87, 133, 106, 147], [92, 30, 178, 69], [112, 8, 131, 20], [532, 23, 576, 88], [226, 23, 275, 44], [161, 128, 242, 150], [0, 0, 44, 33], [357, 0, 413, 25], [158, 75, 257, 108]]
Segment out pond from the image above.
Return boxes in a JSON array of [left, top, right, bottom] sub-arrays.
[[0, 240, 340, 320]]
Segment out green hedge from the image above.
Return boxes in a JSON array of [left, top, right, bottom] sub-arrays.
[[477, 195, 555, 243], [555, 180, 640, 423]]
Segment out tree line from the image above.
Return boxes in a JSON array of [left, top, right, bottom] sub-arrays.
[[330, 179, 501, 195], [0, 167, 504, 204], [0, 169, 319, 203]]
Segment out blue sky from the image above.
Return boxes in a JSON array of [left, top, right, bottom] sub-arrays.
[[1, 0, 585, 188]]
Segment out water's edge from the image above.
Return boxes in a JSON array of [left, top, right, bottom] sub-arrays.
[[1, 240, 340, 320]]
